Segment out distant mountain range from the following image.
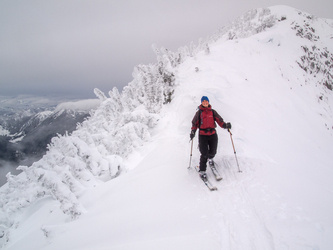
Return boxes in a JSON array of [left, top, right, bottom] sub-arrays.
[[0, 97, 99, 166]]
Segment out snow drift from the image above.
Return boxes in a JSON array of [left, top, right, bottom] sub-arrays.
[[1, 5, 333, 250]]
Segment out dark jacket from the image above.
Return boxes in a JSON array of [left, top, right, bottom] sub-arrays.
[[191, 105, 225, 136]]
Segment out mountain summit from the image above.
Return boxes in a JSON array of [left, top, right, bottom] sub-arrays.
[[1, 6, 332, 249]]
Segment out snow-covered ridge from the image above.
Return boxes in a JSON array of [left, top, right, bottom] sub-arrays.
[[1, 5, 333, 249], [222, 8, 276, 40], [18, 111, 53, 133]]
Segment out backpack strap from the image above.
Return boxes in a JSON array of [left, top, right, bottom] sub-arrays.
[[198, 109, 202, 129]]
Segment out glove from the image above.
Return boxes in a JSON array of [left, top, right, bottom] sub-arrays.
[[190, 130, 196, 140], [222, 122, 232, 129]]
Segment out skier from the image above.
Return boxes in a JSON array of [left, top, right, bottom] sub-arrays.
[[190, 96, 231, 181]]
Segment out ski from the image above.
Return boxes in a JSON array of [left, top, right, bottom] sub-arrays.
[[210, 165, 222, 181], [194, 165, 218, 191], [195, 166, 217, 191], [200, 176, 218, 191]]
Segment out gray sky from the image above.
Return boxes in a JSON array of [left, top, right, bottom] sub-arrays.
[[0, 0, 332, 99]]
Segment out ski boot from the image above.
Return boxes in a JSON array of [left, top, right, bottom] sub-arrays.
[[199, 171, 207, 182]]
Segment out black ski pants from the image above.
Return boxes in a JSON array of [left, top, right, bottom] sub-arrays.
[[199, 133, 218, 172]]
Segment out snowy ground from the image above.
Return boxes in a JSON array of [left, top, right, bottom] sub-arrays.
[[2, 6, 333, 250]]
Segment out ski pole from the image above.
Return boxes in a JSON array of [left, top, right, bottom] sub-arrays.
[[228, 129, 242, 173], [188, 139, 194, 169]]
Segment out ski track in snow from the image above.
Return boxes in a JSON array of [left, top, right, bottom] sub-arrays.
[[189, 153, 318, 250], [189, 153, 275, 249], [217, 158, 275, 250], [190, 142, 330, 250]]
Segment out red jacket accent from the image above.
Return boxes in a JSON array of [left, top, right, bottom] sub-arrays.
[[191, 105, 225, 135]]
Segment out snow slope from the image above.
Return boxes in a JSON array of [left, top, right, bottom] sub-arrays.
[[2, 6, 333, 250]]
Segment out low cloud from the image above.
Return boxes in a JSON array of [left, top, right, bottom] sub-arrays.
[[1, 0, 332, 98]]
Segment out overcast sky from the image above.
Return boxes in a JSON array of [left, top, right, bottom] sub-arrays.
[[0, 0, 332, 99]]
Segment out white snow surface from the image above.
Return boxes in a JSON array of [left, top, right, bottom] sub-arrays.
[[0, 126, 9, 136], [1, 6, 333, 250]]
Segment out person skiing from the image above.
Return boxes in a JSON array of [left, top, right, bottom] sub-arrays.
[[190, 96, 231, 181]]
